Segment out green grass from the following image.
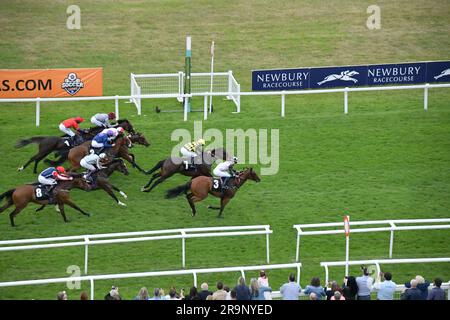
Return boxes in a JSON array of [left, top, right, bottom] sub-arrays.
[[0, 0, 449, 300]]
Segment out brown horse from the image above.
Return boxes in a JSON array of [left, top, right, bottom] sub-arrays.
[[0, 176, 91, 226], [16, 119, 134, 173], [36, 159, 130, 212], [141, 148, 230, 193], [67, 135, 131, 171], [165, 168, 261, 217]]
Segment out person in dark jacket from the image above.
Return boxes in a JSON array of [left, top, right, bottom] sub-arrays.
[[401, 279, 424, 300], [404, 275, 430, 300], [198, 283, 213, 300], [427, 278, 445, 300], [342, 276, 358, 300], [234, 277, 251, 300]]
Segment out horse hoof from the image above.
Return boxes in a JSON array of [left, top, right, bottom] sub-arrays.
[[120, 191, 128, 199], [118, 201, 127, 207], [140, 187, 146, 192], [17, 167, 24, 172], [85, 213, 91, 217]]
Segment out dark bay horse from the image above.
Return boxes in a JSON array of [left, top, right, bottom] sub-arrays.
[[141, 148, 230, 193], [16, 119, 134, 173], [165, 167, 261, 217], [36, 159, 129, 211], [0, 176, 90, 226]]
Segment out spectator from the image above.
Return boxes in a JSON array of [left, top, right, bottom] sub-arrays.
[[80, 291, 89, 300], [258, 270, 272, 300], [235, 277, 251, 300], [280, 273, 301, 300], [212, 282, 228, 300], [105, 286, 121, 300], [404, 275, 430, 300], [149, 288, 164, 300], [224, 286, 231, 300], [373, 272, 396, 300], [325, 281, 342, 300], [304, 277, 326, 300], [342, 276, 358, 300], [401, 279, 424, 300], [185, 286, 201, 300], [356, 266, 373, 300], [427, 278, 445, 300], [230, 289, 237, 300], [309, 292, 318, 300], [168, 287, 181, 300], [134, 287, 149, 300], [198, 282, 213, 300], [57, 291, 67, 300], [330, 291, 345, 300], [250, 278, 272, 300]]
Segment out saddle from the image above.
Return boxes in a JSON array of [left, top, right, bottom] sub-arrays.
[[34, 184, 55, 203]]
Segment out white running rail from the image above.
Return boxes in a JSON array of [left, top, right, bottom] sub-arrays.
[[0, 225, 273, 274]]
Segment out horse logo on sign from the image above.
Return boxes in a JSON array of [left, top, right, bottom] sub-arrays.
[[434, 68, 450, 80], [317, 70, 359, 85], [61, 72, 84, 95]]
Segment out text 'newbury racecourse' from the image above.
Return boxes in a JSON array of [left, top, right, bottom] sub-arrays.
[[252, 61, 450, 91]]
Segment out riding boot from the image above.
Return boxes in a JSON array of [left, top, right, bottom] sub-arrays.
[[221, 177, 230, 190], [184, 161, 189, 170], [190, 156, 195, 170]]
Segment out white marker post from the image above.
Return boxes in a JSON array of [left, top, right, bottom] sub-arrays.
[[209, 41, 214, 114], [344, 215, 350, 276]]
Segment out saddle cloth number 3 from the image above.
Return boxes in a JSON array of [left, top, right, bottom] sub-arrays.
[[213, 179, 220, 189]]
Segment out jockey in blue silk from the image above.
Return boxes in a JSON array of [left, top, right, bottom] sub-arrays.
[[91, 131, 115, 151], [37, 166, 73, 196]]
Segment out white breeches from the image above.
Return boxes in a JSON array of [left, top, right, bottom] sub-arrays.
[[59, 124, 75, 137], [38, 176, 57, 185], [91, 116, 105, 127], [213, 167, 231, 178], [91, 140, 104, 148], [180, 147, 197, 158], [80, 159, 96, 171]]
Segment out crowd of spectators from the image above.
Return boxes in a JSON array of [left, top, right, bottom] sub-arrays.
[[55, 268, 447, 301]]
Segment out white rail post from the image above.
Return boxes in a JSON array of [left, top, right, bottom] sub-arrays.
[[424, 83, 429, 111], [240, 269, 246, 281], [297, 263, 301, 286], [295, 233, 301, 262], [281, 92, 286, 117], [266, 228, 270, 264], [181, 231, 186, 268], [228, 70, 233, 103], [114, 95, 119, 120], [345, 235, 350, 276], [204, 95, 208, 120], [90, 278, 95, 300], [389, 222, 396, 258], [84, 236, 90, 275], [183, 96, 188, 121], [324, 265, 329, 285], [35, 98, 40, 127], [193, 272, 198, 288], [137, 86, 142, 115], [344, 87, 349, 114]]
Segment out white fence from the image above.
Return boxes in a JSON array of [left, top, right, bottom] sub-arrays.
[[131, 71, 241, 114], [0, 262, 301, 300], [1, 83, 449, 126], [0, 225, 272, 274], [293, 218, 450, 262]]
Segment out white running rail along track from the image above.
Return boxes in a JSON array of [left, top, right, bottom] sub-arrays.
[[293, 218, 450, 262], [1, 83, 449, 125], [0, 262, 301, 300], [0, 225, 273, 274]]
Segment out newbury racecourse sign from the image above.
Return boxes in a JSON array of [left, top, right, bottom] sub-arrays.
[[252, 61, 450, 91]]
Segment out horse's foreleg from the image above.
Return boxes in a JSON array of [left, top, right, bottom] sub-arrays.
[[142, 176, 167, 193], [110, 184, 127, 199], [218, 197, 231, 218], [57, 203, 69, 222], [141, 172, 161, 191], [101, 184, 126, 207], [60, 199, 90, 218]]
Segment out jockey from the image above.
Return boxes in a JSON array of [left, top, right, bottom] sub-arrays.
[[213, 156, 238, 189], [180, 138, 206, 169], [80, 151, 108, 183], [91, 112, 116, 128], [37, 166, 73, 193], [91, 131, 115, 153], [100, 127, 124, 141], [59, 117, 84, 145]]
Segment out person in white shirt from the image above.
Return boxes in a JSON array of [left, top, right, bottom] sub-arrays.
[[80, 151, 108, 182], [213, 156, 238, 189], [356, 266, 374, 300], [373, 271, 397, 300]]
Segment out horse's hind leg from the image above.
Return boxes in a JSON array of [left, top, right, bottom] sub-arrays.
[[186, 193, 197, 217], [143, 175, 167, 193], [18, 156, 37, 172], [57, 203, 69, 223], [9, 207, 23, 227], [35, 204, 46, 212], [141, 172, 161, 191]]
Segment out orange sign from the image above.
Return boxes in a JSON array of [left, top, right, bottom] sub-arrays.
[[0, 68, 103, 98], [344, 215, 350, 237]]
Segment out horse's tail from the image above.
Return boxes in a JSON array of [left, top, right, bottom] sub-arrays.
[[15, 137, 46, 148], [145, 159, 165, 175], [0, 189, 15, 203], [165, 181, 191, 199]]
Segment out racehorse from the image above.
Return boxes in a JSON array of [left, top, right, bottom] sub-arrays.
[[45, 131, 150, 168], [141, 148, 230, 193], [165, 168, 260, 217], [16, 119, 134, 173], [0, 176, 91, 226], [36, 159, 130, 212]]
